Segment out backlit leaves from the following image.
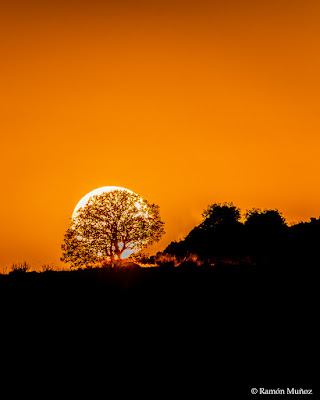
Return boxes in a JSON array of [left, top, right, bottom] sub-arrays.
[[61, 190, 165, 268]]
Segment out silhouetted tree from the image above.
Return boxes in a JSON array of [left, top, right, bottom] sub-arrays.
[[201, 202, 241, 229], [244, 208, 286, 264], [60, 225, 94, 268], [61, 190, 165, 268], [165, 202, 243, 260], [244, 208, 285, 230], [164, 202, 320, 271], [285, 216, 320, 267], [198, 202, 243, 258]]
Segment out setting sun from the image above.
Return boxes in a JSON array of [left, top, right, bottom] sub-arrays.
[[72, 186, 134, 220]]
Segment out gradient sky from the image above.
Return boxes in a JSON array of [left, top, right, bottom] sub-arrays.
[[1, 0, 320, 270]]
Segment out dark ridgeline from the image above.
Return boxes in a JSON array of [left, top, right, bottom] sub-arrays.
[[1, 203, 318, 396]]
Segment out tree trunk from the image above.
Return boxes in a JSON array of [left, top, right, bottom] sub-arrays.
[[114, 240, 122, 261]]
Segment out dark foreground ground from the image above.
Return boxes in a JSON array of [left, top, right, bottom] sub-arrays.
[[1, 262, 318, 398]]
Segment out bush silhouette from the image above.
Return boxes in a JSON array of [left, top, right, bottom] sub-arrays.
[[178, 254, 203, 270], [10, 262, 30, 274], [155, 253, 178, 268], [41, 264, 55, 272]]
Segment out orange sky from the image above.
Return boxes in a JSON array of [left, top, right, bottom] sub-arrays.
[[1, 0, 320, 270]]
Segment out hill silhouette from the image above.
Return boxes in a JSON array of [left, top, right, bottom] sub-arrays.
[[1, 203, 319, 396]]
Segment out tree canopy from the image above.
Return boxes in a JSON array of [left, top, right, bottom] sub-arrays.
[[61, 190, 165, 268], [164, 203, 290, 262], [244, 208, 286, 231], [201, 202, 241, 229]]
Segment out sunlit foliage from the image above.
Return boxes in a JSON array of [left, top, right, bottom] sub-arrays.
[[61, 190, 165, 268]]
